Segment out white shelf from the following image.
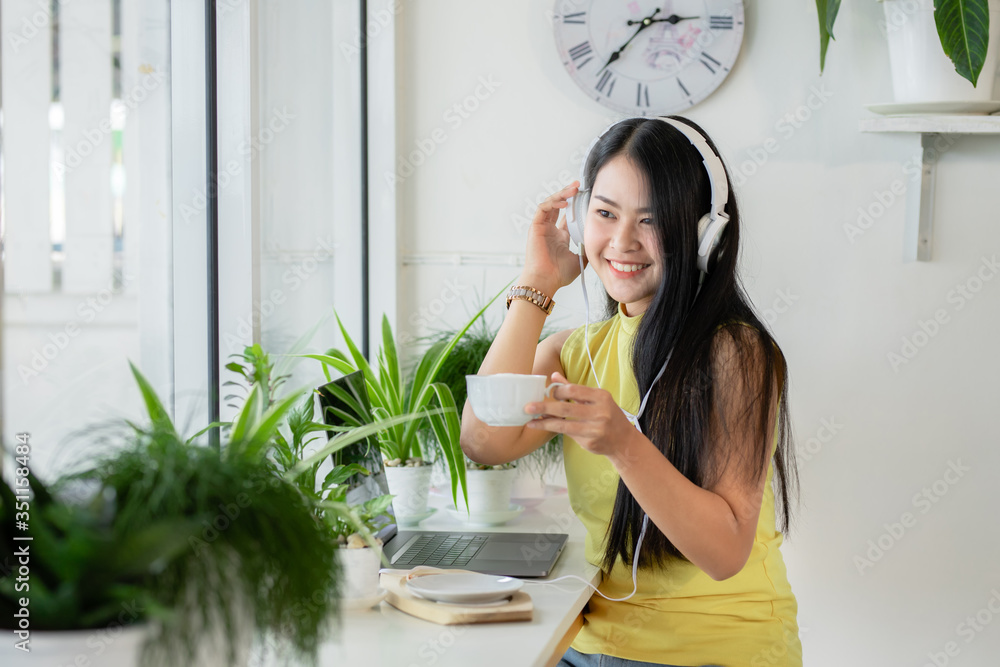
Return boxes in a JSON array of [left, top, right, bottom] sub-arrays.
[[860, 114, 1000, 134], [859, 114, 1000, 261]]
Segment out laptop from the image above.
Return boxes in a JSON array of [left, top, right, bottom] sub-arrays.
[[318, 371, 568, 577]]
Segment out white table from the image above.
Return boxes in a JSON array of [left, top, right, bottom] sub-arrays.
[[318, 492, 600, 667]]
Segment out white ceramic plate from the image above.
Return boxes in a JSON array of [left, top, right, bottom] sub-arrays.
[[444, 503, 525, 527], [406, 573, 523, 604], [866, 101, 1000, 115], [396, 507, 437, 527]]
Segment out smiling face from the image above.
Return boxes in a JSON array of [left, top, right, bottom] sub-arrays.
[[583, 154, 663, 316]]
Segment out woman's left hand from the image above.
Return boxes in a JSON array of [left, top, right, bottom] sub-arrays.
[[525, 372, 637, 458]]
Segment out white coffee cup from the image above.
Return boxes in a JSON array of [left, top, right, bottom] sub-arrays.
[[465, 374, 560, 427]]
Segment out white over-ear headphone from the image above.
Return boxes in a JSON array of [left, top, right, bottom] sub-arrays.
[[566, 116, 730, 275]]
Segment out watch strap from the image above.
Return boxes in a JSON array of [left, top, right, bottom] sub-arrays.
[[506, 285, 554, 315]]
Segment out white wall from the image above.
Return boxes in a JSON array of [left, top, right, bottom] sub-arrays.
[[393, 1, 1000, 664]]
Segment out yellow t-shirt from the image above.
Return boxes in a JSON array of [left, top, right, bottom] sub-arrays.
[[560, 303, 802, 667]]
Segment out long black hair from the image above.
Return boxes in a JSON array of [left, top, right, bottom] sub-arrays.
[[581, 117, 798, 572]]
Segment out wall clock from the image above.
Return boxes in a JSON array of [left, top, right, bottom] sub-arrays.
[[552, 0, 745, 115]]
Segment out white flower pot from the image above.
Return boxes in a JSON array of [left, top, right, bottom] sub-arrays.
[[882, 0, 1000, 102], [2, 624, 146, 667], [338, 546, 383, 599], [462, 468, 517, 513], [383, 464, 432, 520], [510, 469, 546, 500]]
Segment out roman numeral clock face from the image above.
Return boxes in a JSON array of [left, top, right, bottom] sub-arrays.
[[553, 0, 745, 115]]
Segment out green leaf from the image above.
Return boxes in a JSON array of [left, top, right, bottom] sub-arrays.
[[334, 311, 381, 392], [128, 361, 178, 438], [426, 383, 467, 510], [186, 420, 230, 443], [826, 0, 841, 35], [935, 0, 991, 86], [296, 352, 357, 377], [230, 383, 262, 444], [322, 463, 370, 488], [380, 314, 402, 407], [409, 340, 448, 413], [816, 0, 842, 73]]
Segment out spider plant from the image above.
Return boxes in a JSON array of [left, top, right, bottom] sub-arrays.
[[298, 283, 508, 509], [817, 0, 992, 86], [224, 345, 439, 546]]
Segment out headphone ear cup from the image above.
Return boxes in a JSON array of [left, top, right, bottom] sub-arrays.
[[696, 214, 726, 274], [567, 190, 588, 247]]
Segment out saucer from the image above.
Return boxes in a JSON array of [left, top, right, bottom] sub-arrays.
[[396, 507, 437, 527], [866, 101, 1000, 115], [406, 573, 522, 605], [444, 503, 525, 527], [341, 588, 387, 611]]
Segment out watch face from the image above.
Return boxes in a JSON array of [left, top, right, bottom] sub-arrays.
[[552, 0, 745, 115]]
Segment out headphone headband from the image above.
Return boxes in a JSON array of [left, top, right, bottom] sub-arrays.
[[655, 117, 729, 223]]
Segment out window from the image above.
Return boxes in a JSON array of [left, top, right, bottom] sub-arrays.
[[1, 0, 174, 477], [1, 0, 386, 475]]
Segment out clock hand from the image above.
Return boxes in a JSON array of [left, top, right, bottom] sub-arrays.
[[631, 14, 700, 26], [598, 7, 660, 74]]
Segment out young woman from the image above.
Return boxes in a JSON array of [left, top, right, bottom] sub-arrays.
[[460, 116, 801, 666]]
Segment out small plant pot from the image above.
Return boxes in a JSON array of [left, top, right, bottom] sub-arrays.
[[337, 545, 383, 599], [882, 0, 1000, 103], [462, 468, 517, 514], [383, 463, 432, 520]]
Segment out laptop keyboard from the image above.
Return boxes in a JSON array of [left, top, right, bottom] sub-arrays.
[[394, 534, 488, 568]]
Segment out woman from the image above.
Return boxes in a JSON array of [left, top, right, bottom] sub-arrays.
[[460, 116, 801, 667]]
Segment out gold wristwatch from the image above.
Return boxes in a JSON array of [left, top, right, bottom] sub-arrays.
[[506, 285, 554, 315]]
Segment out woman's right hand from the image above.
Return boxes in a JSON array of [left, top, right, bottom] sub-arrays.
[[521, 181, 588, 293]]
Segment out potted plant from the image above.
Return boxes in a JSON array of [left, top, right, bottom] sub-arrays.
[[462, 462, 519, 514], [300, 285, 507, 522], [1, 363, 342, 667], [818, 0, 1000, 104], [327, 487, 393, 605]]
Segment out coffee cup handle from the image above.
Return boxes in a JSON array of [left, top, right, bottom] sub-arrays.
[[545, 382, 565, 399]]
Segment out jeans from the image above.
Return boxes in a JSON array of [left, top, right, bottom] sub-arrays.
[[557, 646, 724, 667]]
